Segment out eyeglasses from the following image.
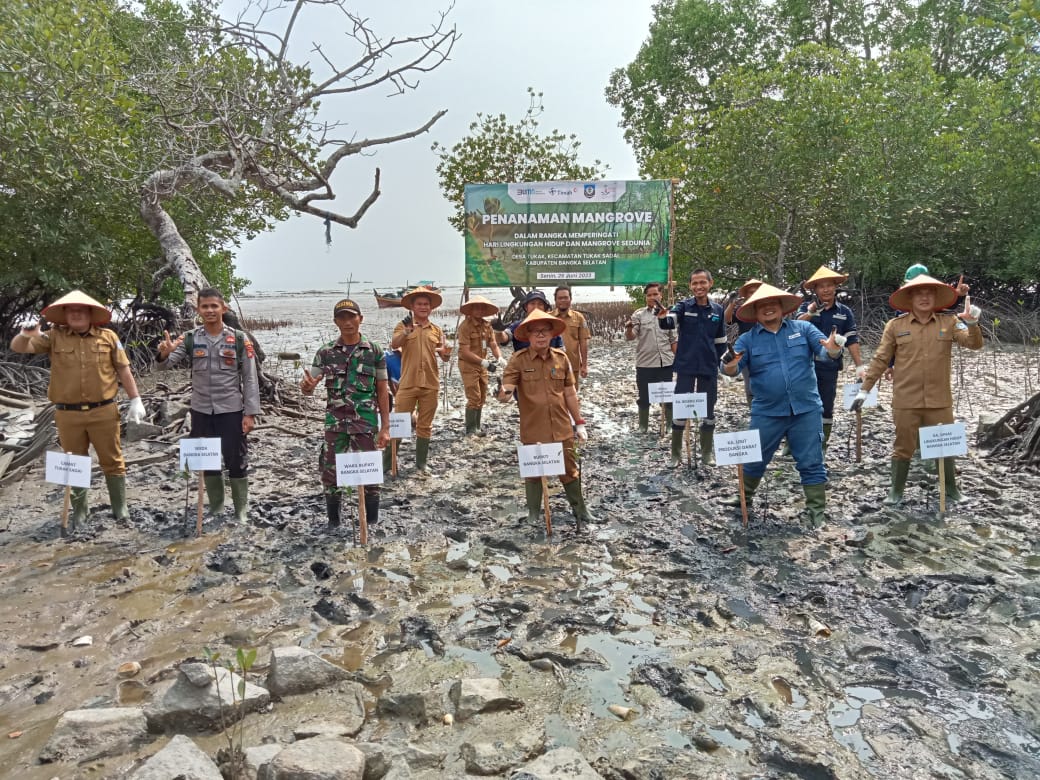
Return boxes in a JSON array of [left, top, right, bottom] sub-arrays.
[[528, 328, 553, 336]]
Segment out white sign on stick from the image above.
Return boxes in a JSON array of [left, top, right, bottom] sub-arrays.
[[919, 423, 968, 459], [648, 382, 674, 404], [517, 442, 565, 479], [672, 393, 708, 421], [335, 450, 384, 486], [45, 451, 91, 489], [179, 438, 222, 471], [714, 429, 763, 466], [842, 383, 879, 410], [389, 412, 413, 439]]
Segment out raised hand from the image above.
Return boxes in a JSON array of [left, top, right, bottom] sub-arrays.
[[954, 274, 970, 297], [957, 294, 981, 323], [821, 326, 842, 353], [157, 330, 183, 359]]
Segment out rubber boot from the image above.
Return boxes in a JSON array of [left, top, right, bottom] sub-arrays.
[[699, 427, 715, 466], [822, 423, 833, 451], [475, 408, 485, 436], [524, 480, 543, 523], [325, 492, 341, 527], [803, 483, 827, 528], [884, 460, 910, 506], [464, 408, 477, 436], [105, 474, 129, 521], [942, 458, 963, 503], [415, 437, 431, 475], [668, 428, 684, 467], [203, 474, 225, 514], [229, 477, 249, 524], [724, 475, 760, 507], [383, 445, 393, 478], [563, 479, 598, 524], [69, 487, 89, 531], [364, 491, 380, 525], [664, 404, 673, 429], [637, 407, 650, 433]]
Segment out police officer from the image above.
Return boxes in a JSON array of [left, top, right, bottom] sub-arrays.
[[659, 269, 728, 466], [11, 290, 147, 528], [456, 295, 502, 435], [795, 266, 865, 448], [300, 298, 391, 528], [157, 288, 261, 523]]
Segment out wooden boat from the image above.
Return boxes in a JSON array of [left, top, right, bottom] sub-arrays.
[[373, 283, 439, 309]]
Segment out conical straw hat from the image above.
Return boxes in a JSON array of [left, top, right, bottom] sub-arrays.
[[401, 285, 443, 311], [42, 290, 111, 326], [802, 265, 848, 291], [889, 274, 957, 313], [735, 283, 802, 323], [738, 278, 764, 298], [513, 308, 566, 342], [459, 295, 498, 318]]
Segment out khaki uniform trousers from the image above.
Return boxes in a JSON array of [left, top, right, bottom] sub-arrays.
[[524, 437, 579, 486], [892, 407, 954, 460], [460, 366, 488, 410], [55, 403, 125, 476], [394, 385, 439, 439]]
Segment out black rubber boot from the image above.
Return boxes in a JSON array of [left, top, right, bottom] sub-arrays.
[[364, 491, 379, 525], [325, 493, 341, 527], [668, 428, 684, 467], [524, 480, 543, 523], [637, 407, 650, 433], [885, 460, 910, 506]]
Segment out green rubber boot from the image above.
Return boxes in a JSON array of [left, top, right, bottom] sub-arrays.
[[229, 477, 249, 524], [822, 423, 833, 451], [415, 437, 431, 475], [524, 480, 543, 523], [637, 407, 650, 433], [942, 458, 963, 503], [803, 483, 827, 528], [664, 403, 673, 429], [668, 428, 684, 468], [325, 492, 341, 527], [203, 474, 225, 514], [884, 460, 910, 506], [464, 408, 478, 436], [105, 474, 129, 521], [383, 445, 393, 477], [699, 427, 715, 465], [69, 487, 89, 531], [475, 408, 485, 436], [563, 479, 598, 524], [724, 475, 760, 507]]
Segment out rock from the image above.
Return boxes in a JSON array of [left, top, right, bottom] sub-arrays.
[[293, 718, 361, 740], [400, 743, 446, 770], [245, 744, 284, 777], [129, 733, 222, 779], [181, 662, 215, 688], [509, 747, 603, 780], [354, 742, 390, 780], [118, 661, 143, 678], [445, 541, 483, 571], [375, 692, 432, 725], [39, 707, 149, 763], [257, 737, 365, 780], [157, 400, 190, 425], [844, 526, 874, 548], [449, 678, 523, 721], [461, 730, 544, 775], [125, 420, 162, 442], [71, 635, 93, 647], [145, 663, 270, 733], [267, 646, 352, 697]]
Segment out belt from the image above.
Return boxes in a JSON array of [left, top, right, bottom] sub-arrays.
[[55, 398, 115, 411]]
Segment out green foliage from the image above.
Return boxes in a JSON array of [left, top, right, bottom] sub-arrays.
[[431, 88, 608, 234]]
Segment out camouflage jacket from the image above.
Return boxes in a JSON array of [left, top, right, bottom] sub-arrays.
[[311, 337, 386, 434]]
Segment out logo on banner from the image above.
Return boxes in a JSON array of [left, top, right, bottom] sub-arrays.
[[583, 183, 596, 199]]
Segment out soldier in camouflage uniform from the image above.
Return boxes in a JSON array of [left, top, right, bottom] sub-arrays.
[[300, 298, 391, 528]]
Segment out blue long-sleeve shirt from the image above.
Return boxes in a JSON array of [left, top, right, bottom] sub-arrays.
[[732, 319, 838, 417], [659, 299, 727, 375], [795, 301, 859, 373]]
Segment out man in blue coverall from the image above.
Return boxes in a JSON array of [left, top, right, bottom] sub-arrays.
[[721, 283, 845, 527], [659, 269, 728, 466]]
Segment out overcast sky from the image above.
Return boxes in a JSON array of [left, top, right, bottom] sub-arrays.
[[232, 0, 655, 293]]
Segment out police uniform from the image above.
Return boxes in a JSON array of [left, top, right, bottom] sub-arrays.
[[630, 305, 676, 414]]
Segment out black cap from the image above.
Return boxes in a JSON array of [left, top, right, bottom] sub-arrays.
[[523, 289, 550, 308], [334, 299, 362, 317]]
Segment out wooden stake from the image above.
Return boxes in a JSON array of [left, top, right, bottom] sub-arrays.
[[855, 408, 863, 463], [541, 476, 552, 537], [195, 473, 205, 537], [60, 485, 70, 537], [738, 464, 749, 530], [358, 485, 368, 546], [684, 418, 692, 467], [391, 439, 398, 476], [937, 456, 946, 514]]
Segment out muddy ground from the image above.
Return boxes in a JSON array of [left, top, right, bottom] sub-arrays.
[[0, 343, 1038, 779]]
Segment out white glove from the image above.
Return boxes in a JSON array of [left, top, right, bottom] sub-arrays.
[[963, 305, 981, 325], [850, 390, 869, 412], [833, 332, 848, 348], [480, 359, 491, 368], [127, 396, 146, 424], [855, 365, 867, 381], [575, 424, 588, 442]]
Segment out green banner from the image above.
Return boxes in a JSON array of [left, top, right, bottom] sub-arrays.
[[463, 180, 671, 288]]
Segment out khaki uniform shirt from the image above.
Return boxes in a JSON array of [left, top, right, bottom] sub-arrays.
[[393, 321, 444, 390], [552, 308, 589, 373], [630, 307, 676, 368], [457, 317, 494, 373], [863, 311, 983, 409], [503, 347, 575, 444], [25, 326, 129, 405]]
